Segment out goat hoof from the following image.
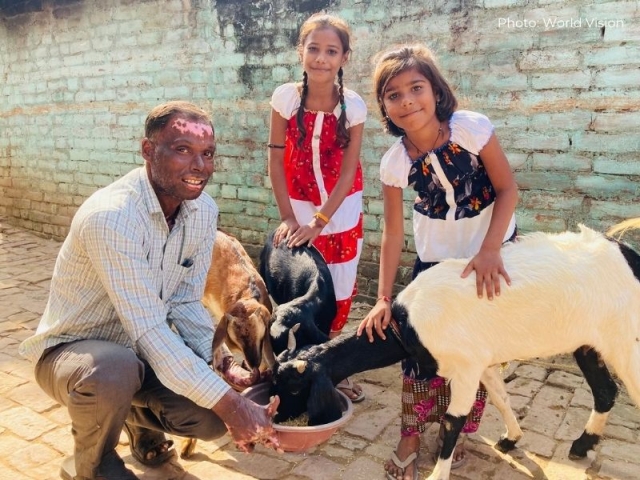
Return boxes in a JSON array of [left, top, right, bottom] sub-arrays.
[[569, 432, 599, 459], [495, 437, 517, 453]]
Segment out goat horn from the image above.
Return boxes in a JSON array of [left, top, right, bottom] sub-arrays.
[[287, 327, 298, 352], [294, 360, 307, 373]]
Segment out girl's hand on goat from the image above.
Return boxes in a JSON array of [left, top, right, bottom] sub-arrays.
[[214, 390, 283, 454], [357, 299, 392, 342], [286, 222, 322, 248], [274, 219, 299, 247], [461, 247, 511, 300]]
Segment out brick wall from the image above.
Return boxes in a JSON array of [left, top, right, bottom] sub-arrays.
[[1, 0, 639, 300]]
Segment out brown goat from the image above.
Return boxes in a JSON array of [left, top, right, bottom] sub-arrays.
[[205, 230, 274, 377], [180, 230, 274, 459]]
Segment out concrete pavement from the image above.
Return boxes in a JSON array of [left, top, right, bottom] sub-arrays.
[[1, 217, 639, 480]]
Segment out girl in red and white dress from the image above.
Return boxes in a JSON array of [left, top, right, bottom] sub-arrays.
[[268, 13, 366, 402]]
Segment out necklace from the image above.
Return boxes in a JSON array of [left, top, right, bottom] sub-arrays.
[[405, 124, 443, 157]]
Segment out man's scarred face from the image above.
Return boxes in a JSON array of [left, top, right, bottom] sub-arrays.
[[171, 118, 213, 138], [142, 115, 215, 215]]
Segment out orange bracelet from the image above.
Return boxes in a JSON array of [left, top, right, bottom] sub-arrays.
[[313, 212, 330, 224], [377, 295, 392, 303]]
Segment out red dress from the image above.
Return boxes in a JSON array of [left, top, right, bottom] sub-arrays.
[[271, 83, 366, 332]]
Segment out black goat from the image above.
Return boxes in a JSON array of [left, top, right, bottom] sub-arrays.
[[259, 230, 336, 355], [273, 221, 640, 480], [272, 315, 416, 426], [259, 230, 337, 422]]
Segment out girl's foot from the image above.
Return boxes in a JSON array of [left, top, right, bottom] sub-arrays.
[[452, 434, 467, 468], [436, 425, 467, 469], [384, 435, 419, 480], [336, 377, 365, 403]]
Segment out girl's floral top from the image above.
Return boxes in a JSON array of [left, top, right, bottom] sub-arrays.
[[380, 110, 516, 262]]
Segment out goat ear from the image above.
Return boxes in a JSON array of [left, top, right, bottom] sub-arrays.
[[293, 360, 307, 373], [264, 296, 273, 314], [262, 334, 276, 369], [212, 313, 229, 354]]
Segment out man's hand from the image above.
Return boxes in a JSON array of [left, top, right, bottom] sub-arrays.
[[215, 355, 261, 391], [213, 390, 282, 453]]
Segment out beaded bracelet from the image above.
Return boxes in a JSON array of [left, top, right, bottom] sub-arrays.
[[313, 211, 330, 224], [267, 143, 285, 149]]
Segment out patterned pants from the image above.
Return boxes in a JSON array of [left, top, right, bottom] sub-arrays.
[[400, 375, 487, 436]]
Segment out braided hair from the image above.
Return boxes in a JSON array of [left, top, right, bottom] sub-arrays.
[[295, 71, 310, 148], [335, 66, 349, 148], [295, 13, 352, 149]]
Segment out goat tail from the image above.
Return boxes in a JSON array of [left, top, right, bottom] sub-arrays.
[[606, 218, 640, 239]]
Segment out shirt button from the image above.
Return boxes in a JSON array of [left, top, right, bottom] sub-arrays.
[[314, 134, 320, 139]]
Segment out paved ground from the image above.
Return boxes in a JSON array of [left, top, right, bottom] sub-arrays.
[[1, 217, 640, 480]]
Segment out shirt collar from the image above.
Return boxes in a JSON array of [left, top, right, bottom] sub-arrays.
[[138, 167, 199, 222]]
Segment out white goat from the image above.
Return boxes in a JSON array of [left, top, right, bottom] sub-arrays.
[[273, 219, 640, 480]]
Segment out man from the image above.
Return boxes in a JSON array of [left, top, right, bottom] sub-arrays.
[[19, 101, 280, 480]]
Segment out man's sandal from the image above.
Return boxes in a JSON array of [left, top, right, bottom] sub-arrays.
[[123, 423, 175, 467], [60, 451, 140, 480], [385, 450, 419, 480]]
